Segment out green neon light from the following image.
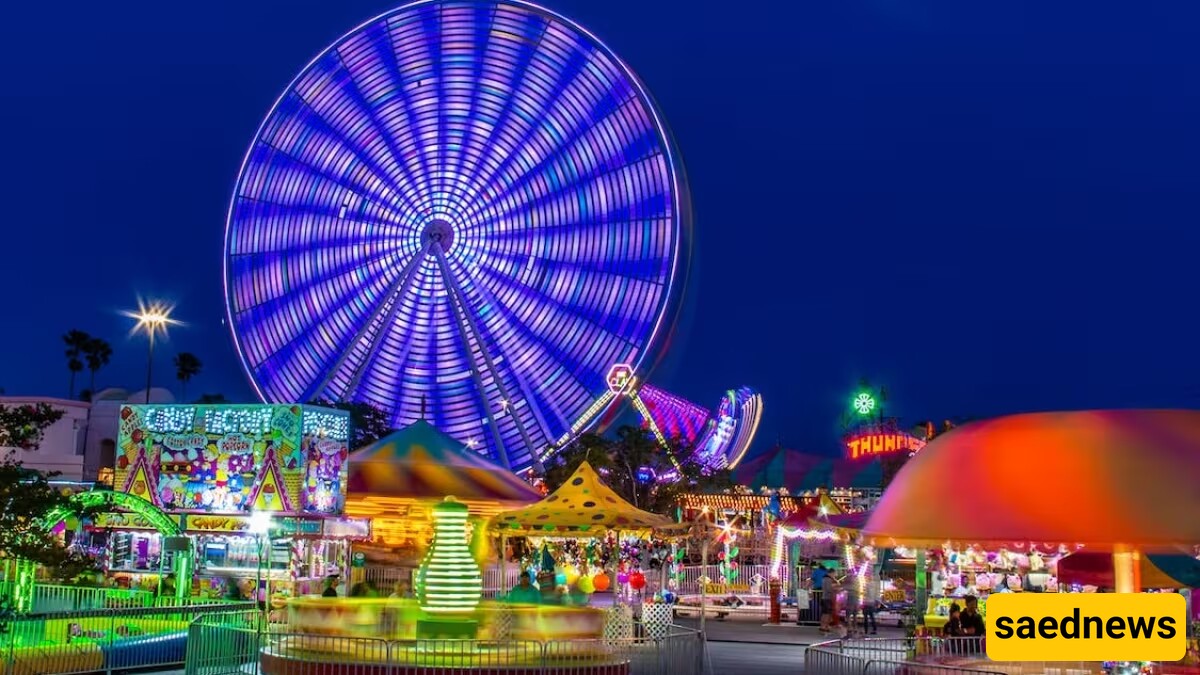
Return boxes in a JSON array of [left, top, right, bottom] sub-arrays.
[[853, 393, 876, 416], [41, 491, 182, 535], [418, 497, 482, 614]]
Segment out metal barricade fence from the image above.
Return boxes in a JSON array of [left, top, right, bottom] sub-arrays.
[[186, 618, 708, 675], [30, 584, 157, 613], [804, 637, 1142, 675], [186, 609, 262, 675], [2, 601, 257, 675]]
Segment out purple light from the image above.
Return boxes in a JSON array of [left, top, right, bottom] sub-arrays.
[[224, 0, 687, 472]]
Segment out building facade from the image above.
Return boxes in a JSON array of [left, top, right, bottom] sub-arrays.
[[0, 396, 90, 480]]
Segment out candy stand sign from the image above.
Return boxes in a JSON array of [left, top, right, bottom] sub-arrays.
[[114, 404, 350, 516]]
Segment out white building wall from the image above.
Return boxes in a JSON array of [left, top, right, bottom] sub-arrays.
[[0, 396, 89, 480]]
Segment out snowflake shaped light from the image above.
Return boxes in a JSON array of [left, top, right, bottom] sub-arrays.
[[853, 393, 876, 416]]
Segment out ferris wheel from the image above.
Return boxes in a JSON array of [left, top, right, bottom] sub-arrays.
[[224, 0, 689, 472]]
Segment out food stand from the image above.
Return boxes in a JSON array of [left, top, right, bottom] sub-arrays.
[[108, 403, 365, 600]]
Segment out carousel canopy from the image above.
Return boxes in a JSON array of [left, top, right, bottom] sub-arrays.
[[734, 446, 882, 492], [863, 410, 1200, 551], [347, 420, 540, 503], [491, 461, 673, 537], [1057, 553, 1200, 590]]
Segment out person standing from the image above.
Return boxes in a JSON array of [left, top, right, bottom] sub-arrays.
[[862, 567, 880, 635], [959, 595, 985, 653]]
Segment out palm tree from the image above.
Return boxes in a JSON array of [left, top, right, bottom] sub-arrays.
[[173, 352, 202, 402], [83, 337, 113, 398], [62, 330, 91, 399]]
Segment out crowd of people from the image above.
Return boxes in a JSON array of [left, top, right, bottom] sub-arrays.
[[505, 570, 592, 606], [810, 561, 985, 644]]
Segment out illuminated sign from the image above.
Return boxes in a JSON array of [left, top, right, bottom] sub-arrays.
[[115, 404, 349, 517], [852, 393, 876, 416], [324, 517, 371, 539], [91, 512, 181, 531], [184, 515, 323, 535], [606, 363, 634, 394], [844, 430, 926, 460]]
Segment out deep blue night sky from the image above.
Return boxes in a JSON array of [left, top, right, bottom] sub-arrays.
[[2, 0, 1198, 457]]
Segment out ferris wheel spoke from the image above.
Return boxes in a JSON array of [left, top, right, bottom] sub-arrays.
[[454, 69, 641, 226], [464, 263, 646, 425], [256, 98, 423, 222], [433, 4, 493, 217], [354, 259, 443, 425], [237, 257, 407, 402], [337, 250, 435, 400], [440, 258, 575, 441], [483, 221, 673, 281], [302, 241, 433, 401], [433, 243, 546, 469], [378, 13, 447, 214], [470, 124, 665, 230], [437, 11, 556, 213], [230, 241, 409, 318], [472, 254, 656, 356], [329, 54, 443, 220]]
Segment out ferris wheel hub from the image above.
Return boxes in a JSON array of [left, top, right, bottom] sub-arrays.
[[422, 219, 455, 251]]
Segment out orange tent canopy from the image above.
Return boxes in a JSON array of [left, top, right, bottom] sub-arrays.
[[863, 410, 1200, 552], [491, 461, 673, 537]]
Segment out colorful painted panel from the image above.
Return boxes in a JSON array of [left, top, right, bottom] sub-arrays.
[[114, 404, 349, 516]]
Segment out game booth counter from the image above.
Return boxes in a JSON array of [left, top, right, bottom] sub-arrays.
[[855, 410, 1200, 673], [105, 403, 369, 601]]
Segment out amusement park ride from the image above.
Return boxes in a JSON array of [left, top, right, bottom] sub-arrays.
[[221, 0, 763, 473], [577, 364, 762, 470]]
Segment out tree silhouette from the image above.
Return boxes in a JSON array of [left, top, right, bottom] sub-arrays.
[[195, 393, 229, 404], [62, 330, 91, 399], [173, 353, 203, 402], [542, 425, 734, 515], [83, 337, 113, 398], [310, 399, 394, 449]]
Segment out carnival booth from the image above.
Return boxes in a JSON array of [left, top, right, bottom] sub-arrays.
[[490, 462, 677, 637], [344, 420, 541, 583], [108, 404, 366, 601], [863, 410, 1200, 671]]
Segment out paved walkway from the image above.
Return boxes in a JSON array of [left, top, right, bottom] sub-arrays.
[[674, 616, 907, 645]]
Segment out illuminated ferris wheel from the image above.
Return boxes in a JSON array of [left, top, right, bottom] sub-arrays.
[[223, 0, 688, 472]]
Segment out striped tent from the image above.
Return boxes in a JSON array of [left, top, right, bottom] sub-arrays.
[[734, 446, 882, 492], [347, 420, 540, 503]]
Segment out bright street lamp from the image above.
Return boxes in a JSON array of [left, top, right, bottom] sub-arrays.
[[124, 300, 179, 403]]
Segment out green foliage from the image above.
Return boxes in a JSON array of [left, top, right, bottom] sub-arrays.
[[542, 425, 734, 515], [310, 399, 395, 449], [0, 407, 99, 577], [83, 337, 113, 398], [0, 403, 64, 451], [62, 329, 91, 399]]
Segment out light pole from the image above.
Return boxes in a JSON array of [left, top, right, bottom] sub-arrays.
[[126, 301, 178, 403], [248, 511, 273, 630]]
